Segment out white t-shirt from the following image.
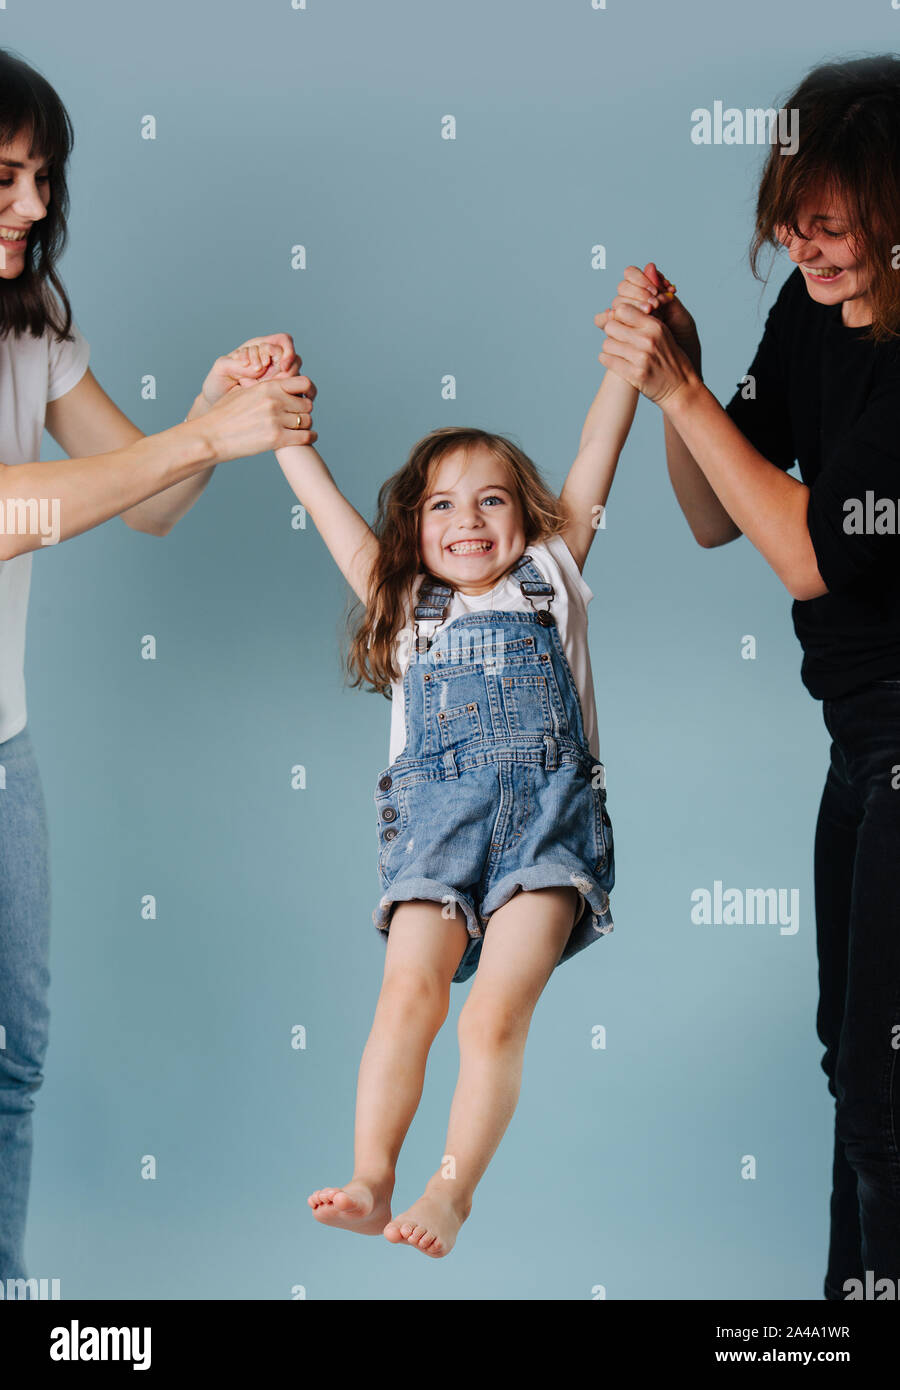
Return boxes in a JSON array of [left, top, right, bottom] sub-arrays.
[[0, 315, 91, 743], [388, 533, 600, 764]]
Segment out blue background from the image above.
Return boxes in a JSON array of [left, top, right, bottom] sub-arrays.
[[3, 0, 891, 1299]]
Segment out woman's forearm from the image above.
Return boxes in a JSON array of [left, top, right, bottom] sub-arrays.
[[0, 416, 218, 560], [653, 330, 741, 547], [119, 393, 217, 535], [663, 380, 825, 599], [664, 413, 742, 548]]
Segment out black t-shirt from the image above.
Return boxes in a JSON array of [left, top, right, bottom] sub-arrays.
[[724, 266, 900, 699]]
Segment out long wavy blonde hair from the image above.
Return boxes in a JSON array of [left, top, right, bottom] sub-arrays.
[[345, 426, 569, 698]]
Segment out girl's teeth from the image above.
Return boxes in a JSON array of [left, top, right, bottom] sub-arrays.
[[0, 230, 27, 241], [450, 542, 491, 553], [806, 267, 841, 277]]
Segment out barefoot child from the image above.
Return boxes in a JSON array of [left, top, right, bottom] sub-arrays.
[[265, 281, 671, 1257]]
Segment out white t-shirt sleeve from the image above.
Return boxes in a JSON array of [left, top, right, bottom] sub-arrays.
[[47, 318, 90, 402], [545, 531, 594, 607]]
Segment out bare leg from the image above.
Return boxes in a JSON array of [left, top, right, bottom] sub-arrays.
[[308, 899, 468, 1234], [384, 886, 580, 1256]]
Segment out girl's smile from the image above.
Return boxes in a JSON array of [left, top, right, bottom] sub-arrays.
[[420, 445, 526, 595]]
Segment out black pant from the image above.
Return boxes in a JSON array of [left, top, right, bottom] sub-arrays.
[[815, 679, 900, 1300]]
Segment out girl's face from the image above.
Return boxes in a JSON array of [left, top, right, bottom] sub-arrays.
[[0, 128, 51, 279], [775, 187, 871, 327], [419, 446, 526, 596]]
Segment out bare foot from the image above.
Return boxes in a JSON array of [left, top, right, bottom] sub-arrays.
[[383, 1183, 471, 1257], [308, 1178, 393, 1235]]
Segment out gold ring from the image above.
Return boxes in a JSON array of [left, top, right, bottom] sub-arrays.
[[295, 413, 302, 430]]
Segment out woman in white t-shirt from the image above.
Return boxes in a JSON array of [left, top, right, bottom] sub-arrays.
[[0, 48, 319, 1283]]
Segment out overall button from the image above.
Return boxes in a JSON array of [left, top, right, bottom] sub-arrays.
[[382, 806, 397, 822], [378, 775, 393, 790], [537, 611, 555, 627], [384, 827, 398, 841]]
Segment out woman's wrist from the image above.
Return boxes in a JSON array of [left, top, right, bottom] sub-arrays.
[[660, 373, 707, 420]]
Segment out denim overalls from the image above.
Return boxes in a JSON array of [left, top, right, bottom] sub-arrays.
[[372, 553, 615, 983]]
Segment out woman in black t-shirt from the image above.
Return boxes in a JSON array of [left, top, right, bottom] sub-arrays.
[[598, 55, 900, 1300]]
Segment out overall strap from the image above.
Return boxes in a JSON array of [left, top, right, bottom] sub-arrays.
[[412, 575, 454, 654], [509, 553, 556, 626], [411, 552, 556, 654]]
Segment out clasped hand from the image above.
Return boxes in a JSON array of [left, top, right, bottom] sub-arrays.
[[595, 262, 700, 407], [201, 332, 318, 439]]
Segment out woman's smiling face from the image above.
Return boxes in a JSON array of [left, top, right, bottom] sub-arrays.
[[418, 445, 526, 596], [775, 187, 872, 327], [0, 127, 51, 279]]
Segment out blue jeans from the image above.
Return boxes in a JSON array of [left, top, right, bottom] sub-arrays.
[[0, 725, 51, 1282], [816, 681, 900, 1299]]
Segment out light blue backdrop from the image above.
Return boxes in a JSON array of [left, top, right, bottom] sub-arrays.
[[3, 0, 888, 1299]]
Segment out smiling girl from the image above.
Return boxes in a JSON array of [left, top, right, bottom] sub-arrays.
[[271, 345, 644, 1256]]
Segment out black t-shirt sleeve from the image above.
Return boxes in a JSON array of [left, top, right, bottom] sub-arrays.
[[724, 280, 796, 472], [806, 383, 900, 593]]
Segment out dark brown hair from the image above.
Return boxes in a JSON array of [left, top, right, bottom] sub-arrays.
[[750, 54, 900, 343], [345, 426, 569, 697], [0, 47, 76, 342]]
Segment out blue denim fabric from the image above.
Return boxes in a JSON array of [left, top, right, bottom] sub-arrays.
[[372, 558, 615, 984], [816, 680, 900, 1298], [0, 725, 51, 1282]]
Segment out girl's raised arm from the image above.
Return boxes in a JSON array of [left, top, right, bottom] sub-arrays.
[[276, 441, 379, 606], [558, 350, 640, 574]]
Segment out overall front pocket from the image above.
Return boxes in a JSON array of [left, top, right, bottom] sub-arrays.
[[421, 667, 489, 754], [437, 701, 483, 750], [501, 673, 554, 735]]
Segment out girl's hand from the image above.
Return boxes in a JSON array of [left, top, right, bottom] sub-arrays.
[[597, 300, 699, 408], [201, 373, 318, 464], [200, 333, 300, 406], [595, 263, 699, 357]]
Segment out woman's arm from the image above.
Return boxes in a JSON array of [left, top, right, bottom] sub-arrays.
[[43, 335, 306, 536], [663, 413, 741, 549], [663, 380, 822, 597], [275, 442, 379, 606], [0, 373, 318, 562], [599, 302, 826, 600], [44, 370, 214, 536], [558, 366, 639, 573]]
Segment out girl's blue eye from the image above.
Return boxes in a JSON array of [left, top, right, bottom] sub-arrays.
[[429, 495, 505, 510]]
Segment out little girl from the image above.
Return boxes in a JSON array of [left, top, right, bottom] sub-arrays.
[[244, 274, 672, 1257]]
